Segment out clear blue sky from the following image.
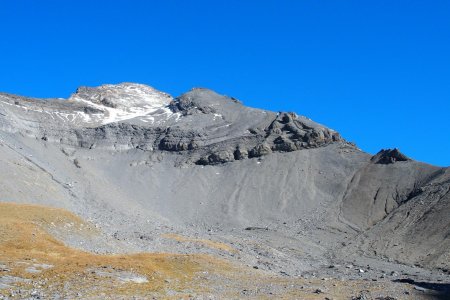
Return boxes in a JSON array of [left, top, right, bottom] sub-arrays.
[[1, 1, 449, 166]]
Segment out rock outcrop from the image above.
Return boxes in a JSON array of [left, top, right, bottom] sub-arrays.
[[371, 148, 410, 164]]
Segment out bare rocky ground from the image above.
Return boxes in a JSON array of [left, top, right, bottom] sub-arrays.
[[0, 83, 449, 299]]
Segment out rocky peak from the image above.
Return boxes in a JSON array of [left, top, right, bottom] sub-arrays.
[[371, 148, 410, 164], [169, 88, 242, 116], [69, 83, 173, 111], [65, 83, 175, 125]]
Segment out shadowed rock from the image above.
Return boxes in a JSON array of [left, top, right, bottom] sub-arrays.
[[371, 148, 410, 164]]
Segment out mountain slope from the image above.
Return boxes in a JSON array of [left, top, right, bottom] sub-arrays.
[[0, 83, 449, 297]]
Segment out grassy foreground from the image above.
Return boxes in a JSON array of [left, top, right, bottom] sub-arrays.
[[0, 202, 429, 299]]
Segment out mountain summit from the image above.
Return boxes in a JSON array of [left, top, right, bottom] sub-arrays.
[[69, 83, 174, 124]]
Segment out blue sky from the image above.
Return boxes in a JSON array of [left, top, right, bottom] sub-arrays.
[[1, 1, 449, 166]]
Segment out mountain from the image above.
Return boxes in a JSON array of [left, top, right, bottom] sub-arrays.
[[0, 83, 449, 299]]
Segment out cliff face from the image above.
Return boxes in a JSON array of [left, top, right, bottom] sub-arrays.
[[0, 82, 448, 275]]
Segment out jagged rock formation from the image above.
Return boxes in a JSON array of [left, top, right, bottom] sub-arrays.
[[371, 148, 410, 164], [0, 82, 449, 286]]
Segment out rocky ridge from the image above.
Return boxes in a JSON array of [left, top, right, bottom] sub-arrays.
[[0, 83, 344, 166]]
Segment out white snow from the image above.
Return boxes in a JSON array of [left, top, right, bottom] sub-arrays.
[[69, 83, 175, 125], [1, 84, 179, 126], [0, 100, 12, 106]]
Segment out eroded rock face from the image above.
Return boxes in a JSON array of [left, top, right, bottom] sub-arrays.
[[266, 112, 341, 150], [193, 112, 342, 165]]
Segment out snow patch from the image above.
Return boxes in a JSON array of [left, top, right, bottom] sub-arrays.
[[1, 84, 178, 126], [69, 83, 176, 125]]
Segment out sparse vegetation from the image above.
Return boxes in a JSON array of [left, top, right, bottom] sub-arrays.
[[0, 203, 234, 298]]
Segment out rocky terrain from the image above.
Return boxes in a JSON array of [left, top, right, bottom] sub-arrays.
[[0, 83, 449, 299]]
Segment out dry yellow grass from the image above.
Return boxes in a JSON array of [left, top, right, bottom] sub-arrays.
[[0, 203, 425, 299], [0, 203, 234, 298]]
